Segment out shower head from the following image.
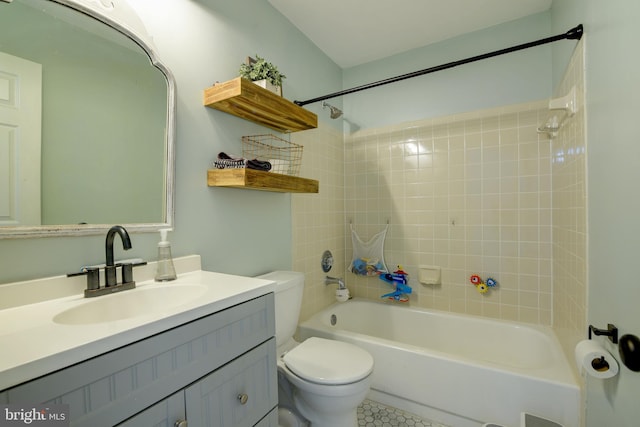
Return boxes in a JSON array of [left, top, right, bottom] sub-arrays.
[[322, 101, 343, 119]]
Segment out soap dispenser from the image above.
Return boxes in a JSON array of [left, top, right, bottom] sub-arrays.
[[155, 228, 177, 281]]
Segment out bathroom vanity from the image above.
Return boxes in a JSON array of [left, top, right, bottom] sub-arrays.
[[0, 256, 278, 427]]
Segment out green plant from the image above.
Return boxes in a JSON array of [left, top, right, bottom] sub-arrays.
[[238, 54, 286, 87]]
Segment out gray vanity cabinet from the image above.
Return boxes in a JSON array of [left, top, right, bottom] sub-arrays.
[[1, 294, 278, 427], [119, 339, 278, 427]]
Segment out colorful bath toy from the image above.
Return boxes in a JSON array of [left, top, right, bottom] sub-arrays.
[[351, 258, 368, 275], [469, 274, 498, 294], [379, 272, 408, 285], [351, 257, 386, 276], [380, 266, 412, 302], [381, 289, 410, 302]]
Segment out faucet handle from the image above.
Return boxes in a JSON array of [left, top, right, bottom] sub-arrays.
[[67, 267, 100, 290], [120, 260, 147, 285], [121, 263, 134, 284], [85, 268, 100, 290]]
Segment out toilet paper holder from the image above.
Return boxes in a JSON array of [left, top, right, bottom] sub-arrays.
[[589, 323, 618, 344], [588, 324, 640, 372]]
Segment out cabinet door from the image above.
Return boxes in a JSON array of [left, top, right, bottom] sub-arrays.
[[253, 408, 279, 427], [117, 392, 185, 427], [185, 339, 277, 427]]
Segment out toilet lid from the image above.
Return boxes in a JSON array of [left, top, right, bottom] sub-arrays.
[[283, 337, 374, 385]]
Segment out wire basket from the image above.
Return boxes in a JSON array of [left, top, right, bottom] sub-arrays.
[[242, 134, 303, 176]]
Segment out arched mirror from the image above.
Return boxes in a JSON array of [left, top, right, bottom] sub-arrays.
[[0, 0, 175, 238]]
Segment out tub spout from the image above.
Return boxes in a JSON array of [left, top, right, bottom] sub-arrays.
[[325, 276, 346, 290]]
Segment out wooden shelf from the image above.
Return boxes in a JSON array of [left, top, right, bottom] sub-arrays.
[[204, 77, 318, 133], [208, 169, 319, 193]]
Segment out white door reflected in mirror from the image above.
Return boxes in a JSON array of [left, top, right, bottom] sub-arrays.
[[0, 51, 41, 227]]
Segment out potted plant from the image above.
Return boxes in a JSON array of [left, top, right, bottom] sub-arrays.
[[238, 54, 286, 96]]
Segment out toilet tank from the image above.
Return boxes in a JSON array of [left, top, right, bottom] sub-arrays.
[[256, 271, 304, 348]]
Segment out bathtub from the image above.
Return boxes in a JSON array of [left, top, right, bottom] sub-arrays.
[[297, 299, 579, 427]]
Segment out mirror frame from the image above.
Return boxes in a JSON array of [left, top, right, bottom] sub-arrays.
[[0, 0, 176, 239]]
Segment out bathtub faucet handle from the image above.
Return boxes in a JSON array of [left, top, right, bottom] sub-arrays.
[[325, 275, 346, 290]]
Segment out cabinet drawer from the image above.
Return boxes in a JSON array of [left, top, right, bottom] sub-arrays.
[[185, 338, 277, 427], [117, 391, 185, 427], [1, 294, 274, 427]]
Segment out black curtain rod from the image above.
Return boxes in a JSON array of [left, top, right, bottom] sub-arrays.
[[294, 24, 583, 107]]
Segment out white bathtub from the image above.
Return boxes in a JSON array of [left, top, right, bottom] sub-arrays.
[[297, 299, 579, 427]]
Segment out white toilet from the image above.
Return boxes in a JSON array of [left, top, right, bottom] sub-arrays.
[[258, 271, 374, 427]]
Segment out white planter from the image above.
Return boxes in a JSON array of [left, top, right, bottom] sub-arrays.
[[253, 79, 282, 96]]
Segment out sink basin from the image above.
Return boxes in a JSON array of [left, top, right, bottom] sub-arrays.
[[53, 284, 208, 325]]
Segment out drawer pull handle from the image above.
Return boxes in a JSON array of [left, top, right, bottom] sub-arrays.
[[237, 393, 249, 405], [174, 420, 187, 427]]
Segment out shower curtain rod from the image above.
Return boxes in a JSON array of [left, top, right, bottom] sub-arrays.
[[294, 24, 583, 107]]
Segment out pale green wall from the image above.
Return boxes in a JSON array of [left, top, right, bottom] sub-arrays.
[[0, 0, 342, 283], [342, 12, 553, 130], [552, 1, 640, 426]]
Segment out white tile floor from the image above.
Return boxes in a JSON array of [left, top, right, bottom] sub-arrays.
[[357, 399, 451, 427]]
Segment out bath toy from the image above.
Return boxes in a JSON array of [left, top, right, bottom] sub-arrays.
[[394, 265, 408, 275], [380, 266, 412, 302], [351, 257, 386, 276], [381, 289, 410, 302], [352, 258, 368, 275], [469, 274, 498, 294], [379, 272, 408, 285]]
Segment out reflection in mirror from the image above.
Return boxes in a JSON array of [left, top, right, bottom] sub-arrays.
[[0, 0, 175, 238]]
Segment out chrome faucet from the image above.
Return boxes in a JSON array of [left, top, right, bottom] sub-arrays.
[[325, 276, 346, 290], [105, 225, 132, 287]]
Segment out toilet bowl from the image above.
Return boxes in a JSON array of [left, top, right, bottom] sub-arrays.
[[278, 406, 307, 427], [280, 337, 373, 427], [258, 271, 374, 427]]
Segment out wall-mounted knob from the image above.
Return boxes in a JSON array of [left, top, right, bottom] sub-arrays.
[[321, 250, 334, 273], [174, 420, 187, 427], [619, 334, 640, 372], [237, 393, 249, 405]]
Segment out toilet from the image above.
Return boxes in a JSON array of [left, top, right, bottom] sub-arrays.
[[258, 271, 374, 427]]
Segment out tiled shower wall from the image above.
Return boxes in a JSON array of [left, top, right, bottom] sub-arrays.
[[344, 102, 555, 325], [291, 124, 345, 322], [551, 40, 587, 354], [291, 43, 586, 330]]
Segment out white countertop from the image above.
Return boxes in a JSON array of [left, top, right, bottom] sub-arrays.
[[0, 257, 275, 390]]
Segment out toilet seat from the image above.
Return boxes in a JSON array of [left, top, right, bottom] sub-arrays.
[[283, 337, 374, 385]]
